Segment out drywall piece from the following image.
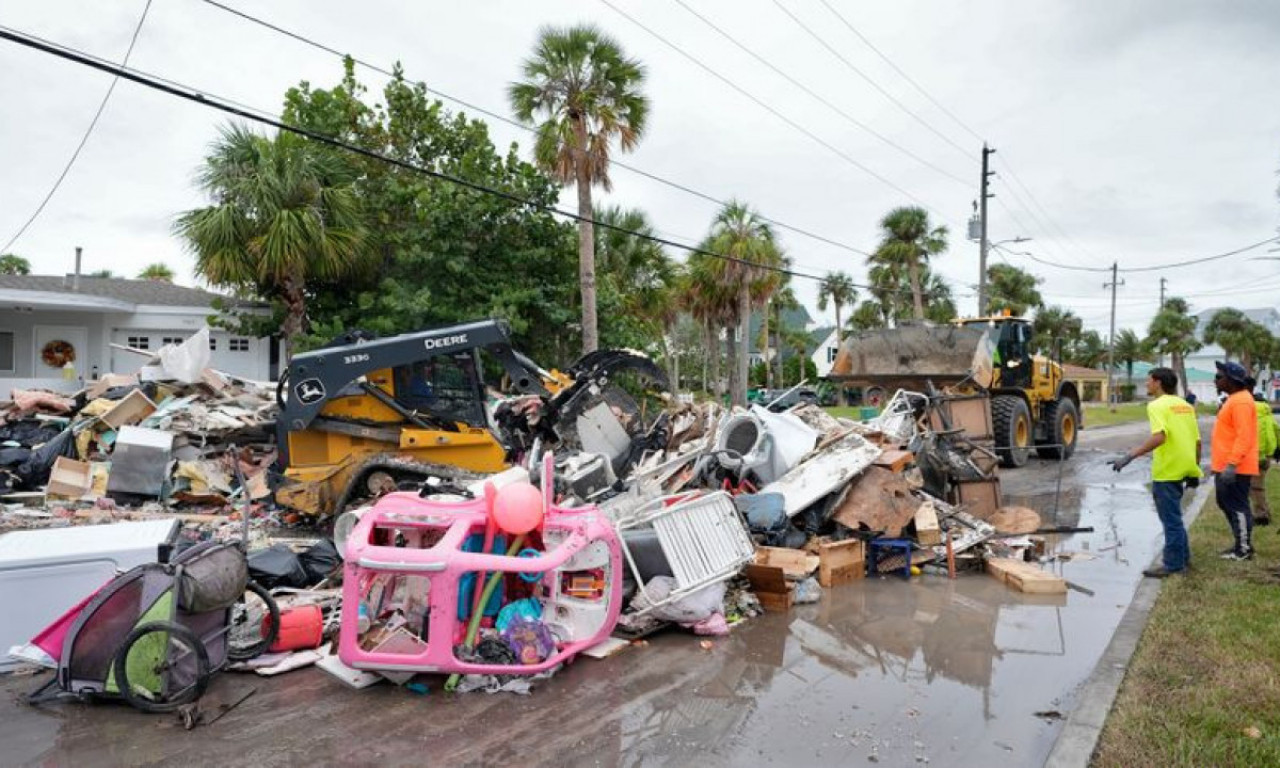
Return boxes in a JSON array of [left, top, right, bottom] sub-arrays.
[[576, 401, 632, 460], [762, 431, 881, 518]]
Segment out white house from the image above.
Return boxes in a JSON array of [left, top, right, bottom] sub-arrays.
[[0, 273, 274, 392], [809, 326, 841, 377], [1186, 306, 1280, 381]]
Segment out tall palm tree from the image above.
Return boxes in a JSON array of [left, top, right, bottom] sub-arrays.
[[767, 284, 800, 388], [137, 263, 175, 282], [680, 255, 733, 395], [595, 205, 679, 368], [1146, 297, 1202, 397], [174, 124, 369, 361], [817, 271, 857, 346], [702, 202, 784, 406], [847, 300, 889, 332], [509, 25, 649, 355], [1032, 305, 1084, 357], [986, 263, 1044, 316], [1112, 328, 1150, 384], [870, 206, 948, 320]]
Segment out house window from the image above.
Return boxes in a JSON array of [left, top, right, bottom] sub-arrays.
[[161, 336, 183, 346], [126, 336, 150, 350], [208, 338, 217, 351], [0, 331, 13, 373], [827, 347, 838, 364], [229, 338, 250, 352]]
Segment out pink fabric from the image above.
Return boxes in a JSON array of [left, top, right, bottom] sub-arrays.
[[11, 389, 75, 413], [30, 583, 108, 661], [689, 613, 730, 636]]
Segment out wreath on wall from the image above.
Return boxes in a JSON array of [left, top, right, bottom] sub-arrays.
[[41, 339, 77, 368]]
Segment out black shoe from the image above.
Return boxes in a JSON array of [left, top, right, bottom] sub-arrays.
[[1220, 547, 1240, 557], [1143, 566, 1176, 578], [1257, 518, 1271, 527], [1221, 550, 1254, 561]]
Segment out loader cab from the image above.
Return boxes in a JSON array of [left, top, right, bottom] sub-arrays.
[[959, 316, 1034, 390], [391, 350, 488, 429]]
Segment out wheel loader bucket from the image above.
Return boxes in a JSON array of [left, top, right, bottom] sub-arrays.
[[829, 325, 996, 389]]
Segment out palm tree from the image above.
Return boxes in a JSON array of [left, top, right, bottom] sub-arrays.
[[137, 263, 175, 282], [847, 300, 889, 332], [0, 254, 30, 275], [763, 283, 800, 389], [817, 271, 857, 347], [1203, 308, 1250, 363], [1068, 330, 1108, 369], [680, 255, 733, 396], [869, 206, 948, 320], [702, 202, 784, 406], [1112, 328, 1150, 384], [986, 263, 1044, 317], [595, 205, 679, 372], [1032, 306, 1084, 358], [509, 25, 649, 355], [1146, 297, 1202, 397], [174, 124, 370, 361]]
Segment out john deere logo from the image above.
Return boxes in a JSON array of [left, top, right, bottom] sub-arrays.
[[295, 378, 326, 405]]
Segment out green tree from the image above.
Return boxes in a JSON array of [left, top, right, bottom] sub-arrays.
[[700, 201, 785, 406], [137, 263, 175, 282], [594, 205, 679, 363], [1032, 305, 1084, 357], [869, 206, 948, 320], [1067, 329, 1107, 369], [817, 271, 857, 347], [1202, 308, 1251, 363], [1113, 328, 1150, 384], [509, 25, 649, 355], [174, 124, 370, 360], [847, 299, 890, 332], [767, 283, 800, 388], [1146, 297, 1202, 397], [680, 254, 734, 396], [280, 63, 580, 365], [986, 263, 1044, 317], [0, 254, 30, 275]]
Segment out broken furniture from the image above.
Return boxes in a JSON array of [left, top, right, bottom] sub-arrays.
[[614, 491, 754, 617], [868, 538, 914, 578], [105, 425, 175, 501], [338, 488, 622, 677]]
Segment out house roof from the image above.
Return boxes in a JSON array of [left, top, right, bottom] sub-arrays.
[[0, 275, 262, 309], [1062, 363, 1108, 379], [806, 325, 836, 356]]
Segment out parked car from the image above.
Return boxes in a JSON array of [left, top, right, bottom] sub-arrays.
[[761, 387, 819, 412]]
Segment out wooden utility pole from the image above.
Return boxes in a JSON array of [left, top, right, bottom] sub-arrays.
[[1105, 262, 1124, 411], [977, 144, 996, 316]]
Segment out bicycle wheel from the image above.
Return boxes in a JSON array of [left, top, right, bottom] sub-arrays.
[[114, 620, 210, 713], [227, 580, 281, 661]]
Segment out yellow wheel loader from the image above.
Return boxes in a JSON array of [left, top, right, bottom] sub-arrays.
[[828, 316, 1080, 468]]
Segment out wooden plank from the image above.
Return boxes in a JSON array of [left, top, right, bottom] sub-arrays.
[[753, 546, 820, 578], [913, 501, 941, 546], [986, 557, 1066, 594], [873, 448, 914, 473]]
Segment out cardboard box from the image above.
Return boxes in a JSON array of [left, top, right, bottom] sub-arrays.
[[954, 477, 1002, 520], [930, 395, 993, 441], [46, 456, 93, 498], [817, 539, 865, 587]]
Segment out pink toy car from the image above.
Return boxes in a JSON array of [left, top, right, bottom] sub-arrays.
[[338, 489, 622, 676]]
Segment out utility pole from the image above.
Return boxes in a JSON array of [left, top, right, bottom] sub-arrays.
[[1157, 277, 1167, 368], [1105, 262, 1125, 411], [977, 144, 995, 316]]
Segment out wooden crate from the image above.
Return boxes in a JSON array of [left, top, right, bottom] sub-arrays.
[[753, 547, 819, 578], [817, 539, 865, 587], [929, 395, 993, 441], [745, 564, 794, 611]]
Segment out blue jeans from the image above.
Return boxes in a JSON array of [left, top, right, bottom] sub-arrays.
[[1152, 481, 1190, 571], [1215, 474, 1254, 556]]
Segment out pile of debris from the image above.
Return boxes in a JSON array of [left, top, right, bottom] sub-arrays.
[[0, 328, 276, 534]]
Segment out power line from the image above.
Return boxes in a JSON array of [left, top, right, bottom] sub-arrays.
[[815, 0, 986, 145], [769, 0, 972, 160], [597, 0, 953, 222], [197, 0, 871, 258], [1118, 236, 1279, 273], [1, 0, 153, 254], [0, 23, 984, 307], [993, 243, 1110, 273], [994, 154, 1109, 267], [671, 0, 971, 187]]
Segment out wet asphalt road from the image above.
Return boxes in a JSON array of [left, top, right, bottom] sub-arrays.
[[0, 421, 1184, 768]]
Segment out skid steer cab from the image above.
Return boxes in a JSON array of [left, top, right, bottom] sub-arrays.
[[271, 319, 669, 520]]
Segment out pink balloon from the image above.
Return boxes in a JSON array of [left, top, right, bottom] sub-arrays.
[[492, 482, 545, 535]]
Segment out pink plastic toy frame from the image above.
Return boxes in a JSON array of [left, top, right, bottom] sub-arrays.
[[338, 473, 622, 676]]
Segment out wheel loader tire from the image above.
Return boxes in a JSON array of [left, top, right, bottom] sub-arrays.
[[1036, 399, 1079, 460], [992, 394, 1033, 468]]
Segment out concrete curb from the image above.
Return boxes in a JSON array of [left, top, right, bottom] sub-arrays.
[[1042, 482, 1213, 768]]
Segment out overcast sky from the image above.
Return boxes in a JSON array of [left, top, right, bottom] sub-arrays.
[[2, 0, 1278, 336]]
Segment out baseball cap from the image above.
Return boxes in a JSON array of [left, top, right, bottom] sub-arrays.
[[1215, 360, 1248, 384]]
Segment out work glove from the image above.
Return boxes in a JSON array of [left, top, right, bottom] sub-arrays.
[[1108, 454, 1133, 472], [1221, 464, 1238, 483], [1185, 476, 1201, 489], [1272, 447, 1280, 461]]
